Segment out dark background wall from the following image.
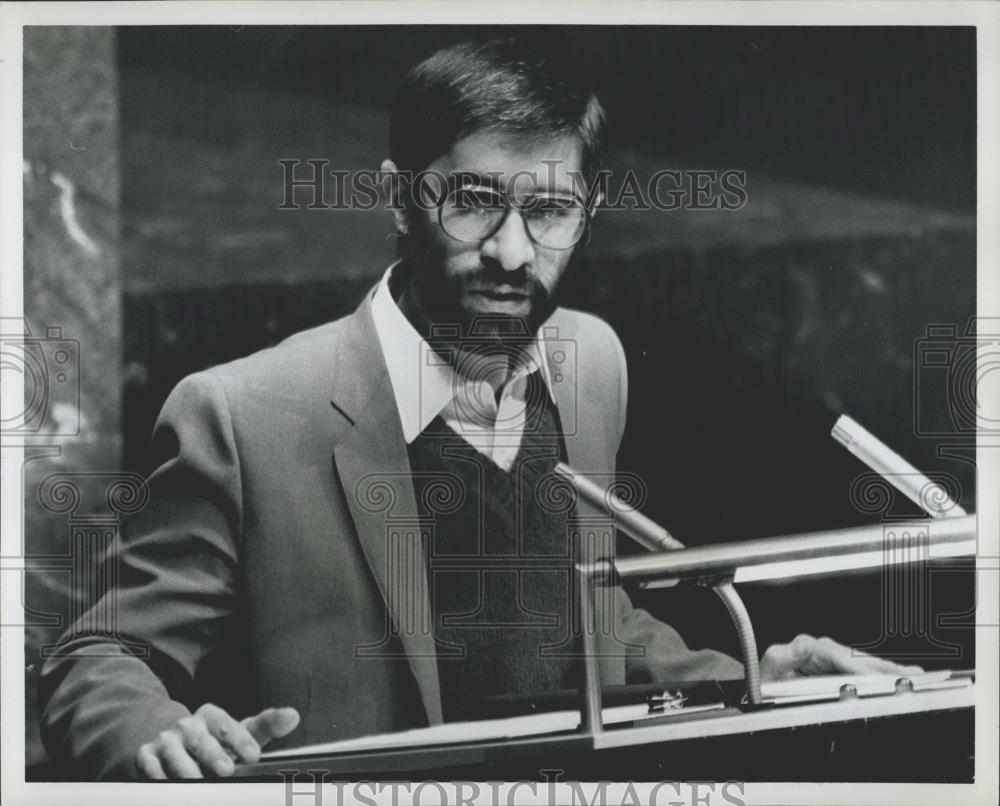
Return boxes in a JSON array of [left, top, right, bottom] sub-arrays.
[[25, 25, 977, 774]]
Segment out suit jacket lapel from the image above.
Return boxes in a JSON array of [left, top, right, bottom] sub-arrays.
[[544, 312, 604, 474], [329, 294, 443, 725], [544, 311, 627, 684]]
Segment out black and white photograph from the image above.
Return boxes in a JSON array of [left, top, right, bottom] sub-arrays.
[[1, 2, 997, 805]]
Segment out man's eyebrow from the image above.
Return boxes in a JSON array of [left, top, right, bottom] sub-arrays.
[[451, 171, 503, 190], [451, 171, 580, 198], [543, 185, 582, 198]]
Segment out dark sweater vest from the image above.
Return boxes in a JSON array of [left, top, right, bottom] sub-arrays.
[[407, 371, 580, 721]]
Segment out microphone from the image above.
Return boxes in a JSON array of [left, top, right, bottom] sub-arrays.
[[831, 414, 966, 518], [553, 462, 685, 552], [553, 461, 764, 705]]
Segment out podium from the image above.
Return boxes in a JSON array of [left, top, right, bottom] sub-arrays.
[[239, 473, 977, 783], [235, 679, 974, 782]]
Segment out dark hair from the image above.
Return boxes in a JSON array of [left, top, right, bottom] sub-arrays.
[[390, 38, 606, 184]]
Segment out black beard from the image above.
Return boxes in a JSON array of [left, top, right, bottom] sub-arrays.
[[403, 249, 560, 347]]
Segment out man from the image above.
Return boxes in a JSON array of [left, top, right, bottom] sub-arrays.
[[38, 39, 918, 780]]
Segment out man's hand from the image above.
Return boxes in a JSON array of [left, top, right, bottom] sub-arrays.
[[760, 634, 923, 682], [135, 704, 300, 779]]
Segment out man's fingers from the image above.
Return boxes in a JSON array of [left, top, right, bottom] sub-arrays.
[[242, 707, 301, 746], [847, 646, 924, 675], [864, 657, 925, 676], [134, 704, 300, 779], [769, 635, 928, 678], [136, 744, 166, 780], [178, 716, 235, 777], [158, 731, 204, 779], [760, 634, 816, 680], [198, 703, 260, 764], [807, 639, 927, 677], [795, 636, 863, 675], [760, 643, 795, 677]]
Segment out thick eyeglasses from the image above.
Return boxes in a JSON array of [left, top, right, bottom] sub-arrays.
[[438, 184, 590, 250]]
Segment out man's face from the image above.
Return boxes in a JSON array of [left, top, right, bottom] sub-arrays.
[[403, 130, 585, 341]]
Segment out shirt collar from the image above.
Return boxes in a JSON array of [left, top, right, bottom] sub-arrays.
[[370, 261, 555, 443]]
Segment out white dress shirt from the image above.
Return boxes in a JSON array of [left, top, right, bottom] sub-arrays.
[[370, 263, 556, 471]]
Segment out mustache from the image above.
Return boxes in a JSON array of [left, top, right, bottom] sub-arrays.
[[461, 268, 545, 297]]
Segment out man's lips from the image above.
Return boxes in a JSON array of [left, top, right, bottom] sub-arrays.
[[477, 292, 529, 302], [465, 289, 532, 315], [468, 287, 531, 301]]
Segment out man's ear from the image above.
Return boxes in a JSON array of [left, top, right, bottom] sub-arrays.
[[380, 158, 409, 234]]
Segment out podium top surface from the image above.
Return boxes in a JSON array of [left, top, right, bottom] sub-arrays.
[[235, 678, 974, 778]]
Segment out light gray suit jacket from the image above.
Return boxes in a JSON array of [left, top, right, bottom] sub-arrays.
[[39, 288, 742, 779]]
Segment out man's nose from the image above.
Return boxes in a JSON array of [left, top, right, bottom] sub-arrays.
[[480, 210, 535, 272]]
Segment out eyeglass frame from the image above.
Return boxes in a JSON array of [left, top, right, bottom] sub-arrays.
[[430, 177, 596, 250]]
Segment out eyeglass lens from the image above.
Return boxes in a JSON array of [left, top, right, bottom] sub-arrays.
[[439, 186, 587, 249]]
